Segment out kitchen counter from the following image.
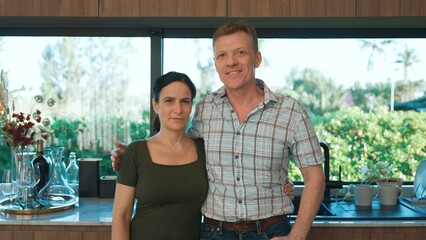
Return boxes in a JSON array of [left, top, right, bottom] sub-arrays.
[[0, 197, 425, 226], [0, 197, 113, 225], [290, 195, 426, 223], [0, 197, 113, 240], [291, 196, 426, 239], [0, 197, 425, 240]]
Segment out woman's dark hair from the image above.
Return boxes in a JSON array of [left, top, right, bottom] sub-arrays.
[[152, 71, 196, 135]]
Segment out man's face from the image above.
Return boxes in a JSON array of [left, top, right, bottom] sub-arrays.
[[213, 31, 262, 91]]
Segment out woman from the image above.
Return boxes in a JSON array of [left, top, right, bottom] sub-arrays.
[[112, 71, 208, 240]]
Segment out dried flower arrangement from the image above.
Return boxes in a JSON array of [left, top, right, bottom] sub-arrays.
[[0, 70, 54, 150]]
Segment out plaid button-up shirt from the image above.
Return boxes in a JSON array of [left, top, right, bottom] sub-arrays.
[[187, 79, 324, 222]]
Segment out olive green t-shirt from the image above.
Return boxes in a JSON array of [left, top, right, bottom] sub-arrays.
[[117, 138, 208, 240]]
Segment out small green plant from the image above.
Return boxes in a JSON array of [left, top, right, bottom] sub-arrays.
[[360, 160, 393, 184]]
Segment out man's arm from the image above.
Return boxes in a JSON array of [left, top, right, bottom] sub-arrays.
[[284, 164, 325, 240]]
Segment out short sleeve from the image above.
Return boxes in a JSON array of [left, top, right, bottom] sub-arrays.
[[116, 141, 143, 187]]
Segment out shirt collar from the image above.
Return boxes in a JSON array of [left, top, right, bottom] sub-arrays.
[[214, 79, 278, 105]]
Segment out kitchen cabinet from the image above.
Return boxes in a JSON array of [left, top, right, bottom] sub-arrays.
[[399, 0, 426, 16], [1, 0, 425, 17], [99, 0, 227, 17], [228, 0, 425, 17], [5, 225, 425, 240], [369, 227, 426, 240], [357, 0, 400, 16], [289, 0, 356, 17], [228, 0, 290, 17], [0, 0, 98, 16], [2, 224, 424, 240], [230, 0, 426, 17], [0, 225, 110, 240], [356, 0, 426, 16], [228, 0, 357, 17], [308, 226, 426, 240]]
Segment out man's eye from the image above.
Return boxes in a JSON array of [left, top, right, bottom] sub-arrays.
[[237, 50, 246, 55], [216, 53, 225, 59]]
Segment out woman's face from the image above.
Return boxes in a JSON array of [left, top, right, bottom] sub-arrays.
[[152, 81, 193, 133]]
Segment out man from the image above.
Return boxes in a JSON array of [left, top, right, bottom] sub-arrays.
[[112, 21, 325, 240]]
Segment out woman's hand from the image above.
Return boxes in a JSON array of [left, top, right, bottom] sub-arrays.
[[284, 178, 295, 201]]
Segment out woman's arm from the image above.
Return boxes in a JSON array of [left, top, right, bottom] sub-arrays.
[[112, 183, 136, 240]]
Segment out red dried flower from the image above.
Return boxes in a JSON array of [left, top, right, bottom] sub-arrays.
[[1, 109, 48, 149]]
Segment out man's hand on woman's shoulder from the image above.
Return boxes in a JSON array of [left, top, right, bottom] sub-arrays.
[[110, 140, 127, 171]]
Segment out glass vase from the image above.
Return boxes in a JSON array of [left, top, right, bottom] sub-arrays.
[[38, 147, 76, 207], [12, 146, 40, 209]]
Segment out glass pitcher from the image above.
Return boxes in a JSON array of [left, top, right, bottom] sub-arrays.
[[38, 147, 76, 207]]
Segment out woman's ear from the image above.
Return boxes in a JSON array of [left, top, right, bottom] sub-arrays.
[[152, 98, 159, 114]]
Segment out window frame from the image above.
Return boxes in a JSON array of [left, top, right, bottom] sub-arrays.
[[1, 16, 425, 185]]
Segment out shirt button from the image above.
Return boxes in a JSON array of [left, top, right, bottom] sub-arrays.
[[236, 132, 241, 135], [238, 200, 242, 204], [235, 155, 239, 159], [236, 177, 240, 181]]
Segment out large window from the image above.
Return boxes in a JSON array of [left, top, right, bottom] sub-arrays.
[[0, 37, 151, 174], [164, 38, 426, 182], [1, 28, 425, 183]]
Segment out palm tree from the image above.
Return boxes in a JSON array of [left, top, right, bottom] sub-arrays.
[[394, 44, 422, 101], [395, 44, 420, 82], [359, 39, 394, 71]]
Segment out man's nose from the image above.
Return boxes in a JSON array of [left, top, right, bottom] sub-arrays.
[[225, 53, 238, 66]]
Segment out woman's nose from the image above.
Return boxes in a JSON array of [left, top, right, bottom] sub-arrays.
[[174, 103, 183, 113]]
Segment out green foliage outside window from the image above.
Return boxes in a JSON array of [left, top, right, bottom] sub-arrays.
[[0, 113, 152, 177], [50, 117, 86, 151], [289, 106, 426, 182]]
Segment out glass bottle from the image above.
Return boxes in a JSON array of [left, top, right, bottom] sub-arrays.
[[31, 139, 51, 193], [38, 147, 76, 207], [66, 152, 79, 203]]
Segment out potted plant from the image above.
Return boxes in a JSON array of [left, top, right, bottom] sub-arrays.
[[360, 160, 402, 188]]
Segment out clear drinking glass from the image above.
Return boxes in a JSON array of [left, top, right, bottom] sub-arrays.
[[17, 161, 40, 209], [2, 169, 20, 209]]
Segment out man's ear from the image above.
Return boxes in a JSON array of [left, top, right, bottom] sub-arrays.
[[255, 51, 262, 68]]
